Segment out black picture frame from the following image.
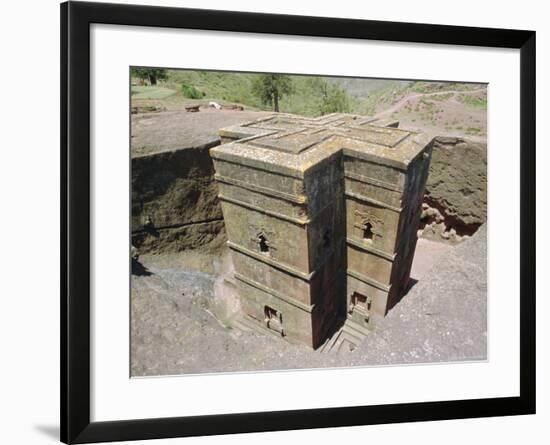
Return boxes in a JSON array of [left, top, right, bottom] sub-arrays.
[[61, 1, 536, 443]]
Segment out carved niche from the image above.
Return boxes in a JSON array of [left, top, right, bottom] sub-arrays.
[[353, 209, 384, 243]]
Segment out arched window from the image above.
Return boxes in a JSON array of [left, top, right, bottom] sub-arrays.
[[258, 233, 269, 253], [363, 222, 374, 241]]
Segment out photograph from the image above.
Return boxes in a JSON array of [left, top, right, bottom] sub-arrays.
[[129, 68, 488, 376], [56, 1, 536, 442]]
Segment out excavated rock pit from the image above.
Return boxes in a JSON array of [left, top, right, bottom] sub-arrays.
[[132, 115, 487, 254], [130, 110, 487, 375], [131, 109, 270, 254]]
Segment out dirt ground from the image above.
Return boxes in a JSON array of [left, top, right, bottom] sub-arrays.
[[131, 86, 487, 157], [130, 227, 485, 376], [132, 109, 270, 156], [372, 89, 487, 143]]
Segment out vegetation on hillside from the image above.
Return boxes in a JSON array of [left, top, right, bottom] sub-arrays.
[[409, 81, 483, 94], [457, 93, 487, 109], [251, 74, 294, 112], [130, 68, 487, 126], [131, 68, 357, 116], [132, 68, 168, 86], [180, 82, 206, 99]]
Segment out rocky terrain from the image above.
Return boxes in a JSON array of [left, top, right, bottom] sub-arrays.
[[131, 108, 270, 156], [132, 109, 487, 253], [370, 86, 487, 142], [130, 102, 487, 376], [131, 225, 486, 375], [419, 136, 487, 244]]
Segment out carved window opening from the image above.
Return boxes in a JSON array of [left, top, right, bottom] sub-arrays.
[[351, 292, 372, 312], [353, 292, 367, 307], [363, 222, 374, 242], [264, 306, 284, 336], [258, 234, 269, 253], [354, 210, 383, 244], [264, 305, 278, 321]]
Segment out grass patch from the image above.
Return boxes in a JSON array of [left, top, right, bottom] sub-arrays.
[[430, 92, 453, 101], [458, 93, 487, 110], [410, 81, 485, 94], [131, 86, 177, 100], [466, 127, 482, 135]]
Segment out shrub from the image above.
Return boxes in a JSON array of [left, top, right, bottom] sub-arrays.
[[181, 83, 205, 99]]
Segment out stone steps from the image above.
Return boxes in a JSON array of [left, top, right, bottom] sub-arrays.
[[344, 317, 370, 338], [319, 318, 371, 353], [233, 314, 371, 353], [318, 329, 344, 353]]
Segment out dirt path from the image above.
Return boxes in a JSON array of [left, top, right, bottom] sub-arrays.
[[373, 88, 486, 119]]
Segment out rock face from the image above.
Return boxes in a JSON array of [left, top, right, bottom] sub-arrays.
[[420, 136, 487, 242], [131, 109, 270, 254], [131, 144, 225, 254], [131, 112, 487, 256]]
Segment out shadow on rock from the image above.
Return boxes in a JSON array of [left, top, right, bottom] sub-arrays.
[[132, 257, 152, 276], [401, 278, 419, 298]]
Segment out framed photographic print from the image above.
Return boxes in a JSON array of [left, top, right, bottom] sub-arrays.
[[61, 1, 536, 443]]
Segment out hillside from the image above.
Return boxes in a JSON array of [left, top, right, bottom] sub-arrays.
[[131, 69, 354, 116], [131, 69, 487, 140], [364, 81, 486, 140]]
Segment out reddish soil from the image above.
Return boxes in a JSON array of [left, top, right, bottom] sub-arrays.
[[373, 89, 487, 142]]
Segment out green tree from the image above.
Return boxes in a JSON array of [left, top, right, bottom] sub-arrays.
[[318, 80, 352, 115], [252, 74, 294, 112], [132, 68, 167, 86]]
